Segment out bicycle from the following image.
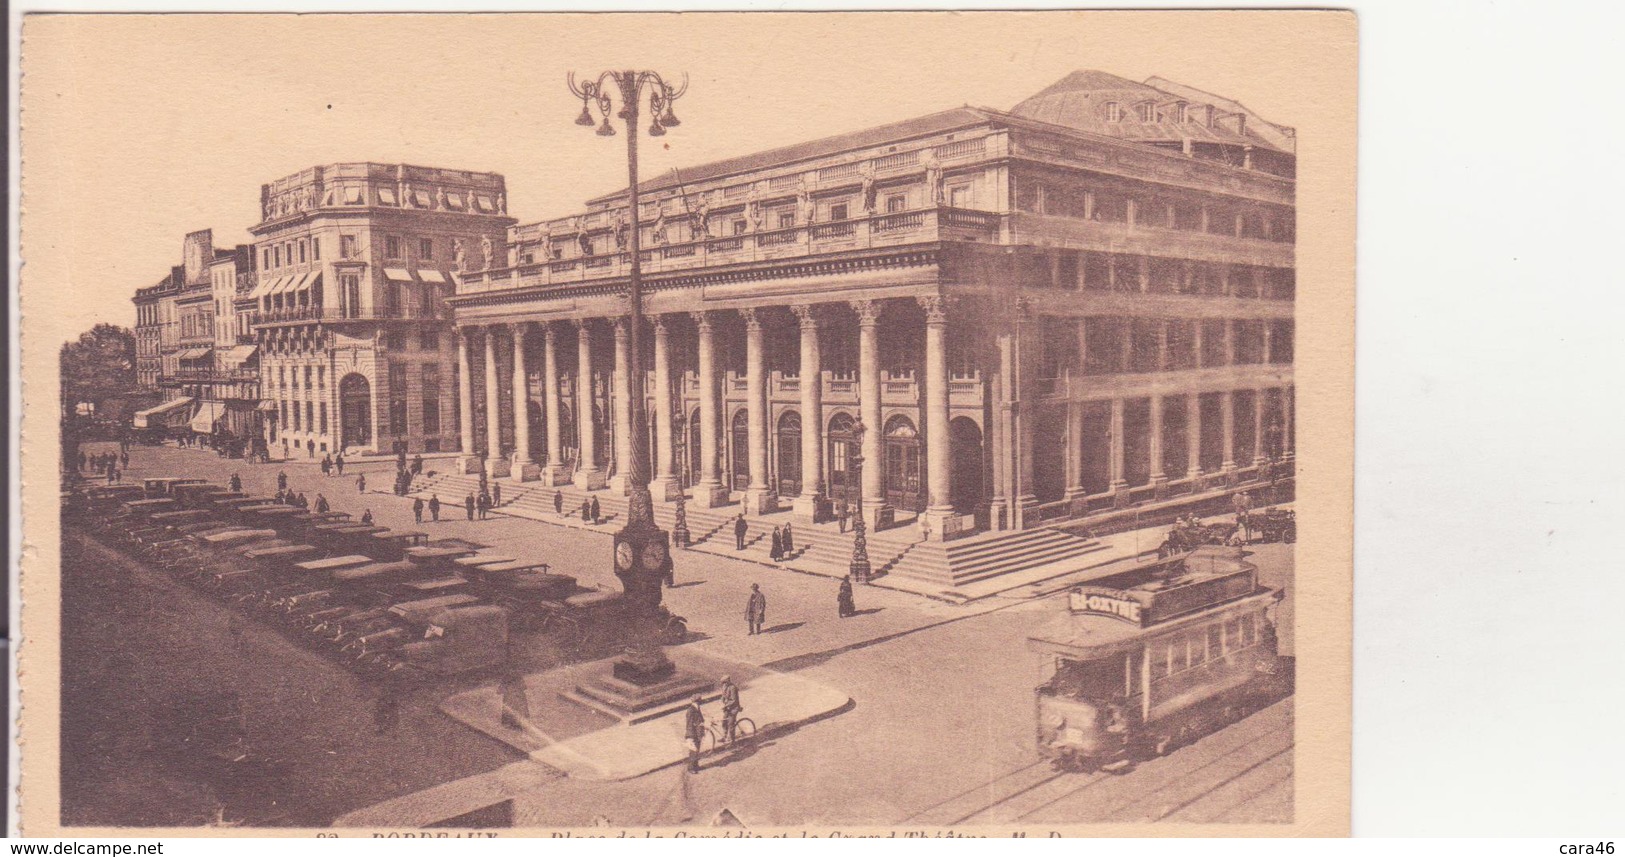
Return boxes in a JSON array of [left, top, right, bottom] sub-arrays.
[[706, 716, 757, 752]]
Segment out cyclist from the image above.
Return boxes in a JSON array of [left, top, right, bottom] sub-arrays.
[[720, 676, 742, 743]]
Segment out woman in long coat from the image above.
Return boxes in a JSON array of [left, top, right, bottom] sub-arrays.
[[769, 526, 784, 562]]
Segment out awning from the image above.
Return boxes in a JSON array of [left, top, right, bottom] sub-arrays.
[[133, 397, 194, 429], [219, 344, 258, 366], [416, 269, 448, 284], [384, 268, 414, 282], [269, 273, 305, 295], [190, 401, 227, 433], [249, 275, 285, 299], [256, 400, 279, 412], [175, 347, 213, 361]]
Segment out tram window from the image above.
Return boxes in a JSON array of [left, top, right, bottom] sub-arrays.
[[1240, 614, 1256, 647], [1169, 639, 1188, 673], [1208, 626, 1223, 660], [1189, 631, 1207, 666], [1149, 646, 1169, 680], [1047, 657, 1125, 700], [1225, 618, 1242, 651]]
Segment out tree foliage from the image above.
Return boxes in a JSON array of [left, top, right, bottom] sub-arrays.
[[61, 323, 136, 410]]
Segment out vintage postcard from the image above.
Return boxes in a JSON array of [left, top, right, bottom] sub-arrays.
[[16, 11, 1355, 837]]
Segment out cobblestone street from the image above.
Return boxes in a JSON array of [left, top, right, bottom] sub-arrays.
[[64, 442, 1295, 828]]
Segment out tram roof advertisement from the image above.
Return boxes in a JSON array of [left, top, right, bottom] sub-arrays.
[[1065, 547, 1264, 630]]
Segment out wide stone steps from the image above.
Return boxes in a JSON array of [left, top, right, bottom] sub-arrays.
[[884, 527, 1107, 588]]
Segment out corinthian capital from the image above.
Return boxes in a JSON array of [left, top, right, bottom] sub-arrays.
[[791, 304, 820, 330], [917, 294, 948, 324], [850, 299, 881, 327]]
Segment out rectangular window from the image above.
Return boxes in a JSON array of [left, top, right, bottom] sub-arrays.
[[1225, 617, 1242, 652], [1169, 639, 1188, 674], [291, 399, 301, 431], [385, 235, 402, 260], [829, 203, 849, 222], [1189, 631, 1207, 667], [311, 236, 320, 260], [306, 401, 314, 433], [1241, 614, 1256, 647], [319, 402, 328, 434], [419, 237, 434, 260], [1149, 645, 1169, 680], [733, 220, 747, 236], [886, 194, 908, 213], [948, 185, 972, 208], [777, 211, 796, 229], [419, 329, 439, 351], [340, 235, 359, 259], [303, 366, 313, 389], [317, 366, 325, 388], [298, 241, 307, 264], [274, 246, 283, 268], [263, 248, 272, 269], [421, 364, 442, 436], [1207, 625, 1223, 661], [281, 400, 290, 429], [387, 329, 407, 351], [341, 273, 361, 317], [388, 363, 409, 437]]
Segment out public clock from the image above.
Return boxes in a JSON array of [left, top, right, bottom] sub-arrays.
[[640, 540, 670, 571], [615, 541, 636, 571]]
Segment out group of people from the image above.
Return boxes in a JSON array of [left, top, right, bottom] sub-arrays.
[[730, 513, 803, 563], [318, 453, 347, 478], [464, 487, 501, 521], [682, 676, 744, 773], [78, 449, 129, 483]]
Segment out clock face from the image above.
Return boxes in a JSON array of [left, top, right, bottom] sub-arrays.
[[615, 541, 635, 571], [640, 541, 670, 571]]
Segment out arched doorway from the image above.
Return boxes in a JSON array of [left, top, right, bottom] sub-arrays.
[[687, 408, 702, 487], [339, 373, 371, 448], [776, 411, 802, 497], [827, 413, 859, 508], [729, 410, 750, 490], [883, 415, 922, 512], [949, 416, 985, 514]]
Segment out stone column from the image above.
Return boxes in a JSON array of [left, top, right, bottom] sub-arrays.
[[455, 327, 479, 474], [1220, 390, 1237, 474], [572, 319, 606, 490], [609, 318, 633, 495], [1063, 400, 1087, 501], [1283, 385, 1296, 462], [510, 323, 539, 480], [1109, 398, 1128, 494], [1149, 394, 1167, 490], [920, 295, 955, 539], [1186, 392, 1204, 481], [484, 327, 510, 477], [792, 305, 825, 520], [648, 316, 682, 501], [853, 300, 891, 530], [1013, 300, 1039, 527], [541, 323, 570, 485], [691, 312, 728, 507], [1253, 388, 1268, 466], [741, 308, 774, 514]]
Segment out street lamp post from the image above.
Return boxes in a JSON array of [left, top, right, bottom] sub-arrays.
[[671, 412, 691, 548], [568, 69, 688, 676], [848, 419, 872, 583]]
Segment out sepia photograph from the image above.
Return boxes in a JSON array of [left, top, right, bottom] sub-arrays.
[[18, 11, 1356, 837]]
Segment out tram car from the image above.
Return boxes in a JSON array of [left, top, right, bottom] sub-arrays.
[[1028, 545, 1288, 772]]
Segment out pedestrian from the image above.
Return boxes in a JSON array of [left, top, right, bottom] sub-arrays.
[[296, 492, 309, 510], [413, 497, 424, 524], [357, 472, 366, 494], [837, 502, 849, 534], [769, 526, 783, 562], [590, 496, 601, 525], [320, 455, 331, 477], [307, 442, 314, 459], [411, 454, 424, 476], [229, 473, 242, 492], [734, 513, 748, 551], [360, 509, 374, 526], [120, 451, 129, 468], [478, 491, 491, 520], [277, 470, 288, 491], [110, 466, 120, 484], [429, 494, 441, 522], [838, 576, 856, 618], [684, 695, 706, 773], [275, 488, 286, 504], [492, 482, 501, 508], [314, 493, 329, 514], [465, 492, 476, 521], [783, 522, 795, 556], [335, 454, 345, 476], [720, 676, 742, 744], [581, 499, 592, 522], [746, 583, 767, 635], [554, 490, 564, 517]]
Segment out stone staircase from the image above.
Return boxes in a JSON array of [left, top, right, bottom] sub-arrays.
[[884, 527, 1109, 589]]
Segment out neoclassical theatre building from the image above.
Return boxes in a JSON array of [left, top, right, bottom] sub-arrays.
[[447, 71, 1295, 541]]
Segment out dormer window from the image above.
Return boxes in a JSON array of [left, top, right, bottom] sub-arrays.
[[1136, 101, 1156, 122], [1104, 102, 1123, 123], [1176, 102, 1191, 123]]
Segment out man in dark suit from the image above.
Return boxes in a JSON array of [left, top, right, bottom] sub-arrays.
[[734, 514, 748, 550]]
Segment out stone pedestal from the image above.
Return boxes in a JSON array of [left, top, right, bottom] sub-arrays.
[[514, 460, 542, 482], [543, 463, 573, 487], [919, 507, 959, 542], [608, 474, 629, 495], [568, 655, 716, 725], [455, 455, 484, 475], [485, 457, 512, 479], [741, 488, 777, 516], [648, 476, 685, 503], [791, 492, 825, 522], [865, 503, 895, 532], [696, 480, 731, 508], [573, 467, 607, 491]]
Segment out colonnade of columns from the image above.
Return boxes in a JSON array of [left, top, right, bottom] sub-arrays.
[[453, 294, 960, 537]]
